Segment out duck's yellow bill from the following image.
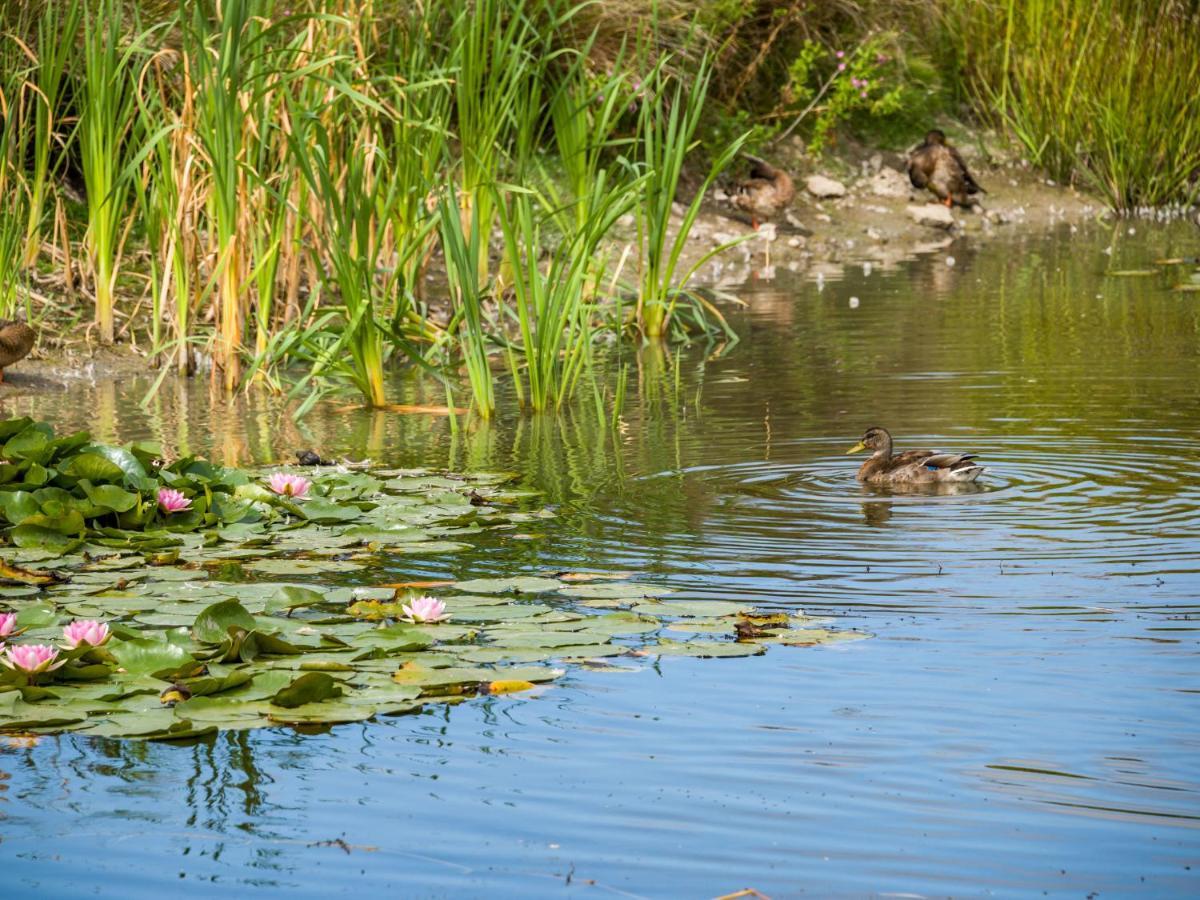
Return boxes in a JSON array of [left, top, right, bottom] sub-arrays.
[[846, 441, 867, 454]]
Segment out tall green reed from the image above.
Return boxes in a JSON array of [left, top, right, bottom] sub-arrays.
[[79, 0, 144, 343], [451, 0, 537, 288], [187, 0, 288, 390], [289, 112, 395, 408], [942, 0, 1200, 209], [22, 0, 82, 267], [635, 53, 748, 338], [437, 191, 495, 418]]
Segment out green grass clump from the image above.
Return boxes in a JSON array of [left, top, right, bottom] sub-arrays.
[[940, 0, 1200, 210]]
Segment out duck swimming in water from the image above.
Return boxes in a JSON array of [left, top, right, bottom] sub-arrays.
[[907, 129, 985, 208], [846, 426, 984, 484]]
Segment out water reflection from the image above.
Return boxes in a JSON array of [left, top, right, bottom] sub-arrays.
[[3, 221, 1200, 896]]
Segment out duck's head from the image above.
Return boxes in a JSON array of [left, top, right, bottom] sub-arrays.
[[923, 129, 947, 146], [847, 426, 893, 456]]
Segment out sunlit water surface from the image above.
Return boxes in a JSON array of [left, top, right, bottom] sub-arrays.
[[2, 223, 1198, 897]]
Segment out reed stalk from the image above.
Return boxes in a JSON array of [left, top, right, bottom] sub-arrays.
[[79, 0, 144, 344]]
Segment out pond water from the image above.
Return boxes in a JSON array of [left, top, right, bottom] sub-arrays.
[[2, 222, 1199, 897]]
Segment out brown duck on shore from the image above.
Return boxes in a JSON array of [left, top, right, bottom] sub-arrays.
[[0, 320, 35, 382], [730, 155, 795, 228], [846, 426, 985, 484], [907, 129, 985, 208]]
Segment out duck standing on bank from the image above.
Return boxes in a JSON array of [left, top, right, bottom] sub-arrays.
[[846, 426, 985, 484], [0, 320, 35, 382], [907, 129, 985, 208], [730, 155, 795, 229]]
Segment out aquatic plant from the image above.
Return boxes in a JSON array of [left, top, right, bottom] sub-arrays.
[[437, 193, 496, 419], [23, 0, 83, 267], [157, 488, 192, 514], [401, 596, 450, 624], [79, 0, 146, 344], [2, 643, 62, 676], [635, 54, 749, 338], [62, 620, 111, 649], [0, 416, 867, 738], [267, 472, 312, 499]]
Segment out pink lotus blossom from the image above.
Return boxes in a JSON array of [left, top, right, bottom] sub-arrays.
[[62, 620, 110, 649], [0, 612, 17, 638], [267, 472, 312, 499], [157, 487, 191, 514], [2, 643, 64, 675], [401, 595, 449, 624]]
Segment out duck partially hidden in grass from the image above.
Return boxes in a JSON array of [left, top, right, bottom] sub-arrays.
[[0, 320, 35, 382], [907, 129, 985, 208], [846, 426, 984, 484], [729, 155, 795, 228]]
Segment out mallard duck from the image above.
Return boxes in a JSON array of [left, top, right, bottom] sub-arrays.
[[846, 427, 984, 484], [0, 319, 35, 382], [730, 155, 795, 228], [907, 130, 985, 208]]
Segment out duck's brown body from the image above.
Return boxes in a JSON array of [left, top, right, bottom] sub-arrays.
[[730, 156, 795, 226], [907, 130, 985, 208], [0, 320, 35, 381], [847, 426, 984, 484]]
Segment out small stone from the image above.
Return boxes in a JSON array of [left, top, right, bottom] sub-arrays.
[[786, 237, 802, 248], [848, 296, 860, 308], [869, 153, 882, 172], [806, 175, 846, 199], [946, 256, 956, 267], [757, 222, 778, 242], [867, 167, 910, 199], [907, 203, 955, 229], [617, 213, 635, 228]]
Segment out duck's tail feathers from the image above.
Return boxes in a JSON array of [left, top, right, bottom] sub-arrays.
[[948, 465, 985, 483]]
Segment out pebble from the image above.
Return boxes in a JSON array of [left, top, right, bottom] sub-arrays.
[[907, 203, 955, 229], [849, 296, 860, 309], [806, 174, 847, 199]]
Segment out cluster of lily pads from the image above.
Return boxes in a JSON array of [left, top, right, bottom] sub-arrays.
[[0, 417, 867, 740]]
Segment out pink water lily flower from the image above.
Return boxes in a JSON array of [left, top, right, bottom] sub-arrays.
[[3, 643, 64, 675], [62, 620, 111, 649], [0, 612, 18, 638], [267, 472, 312, 499], [157, 487, 191, 514], [401, 595, 449, 624]]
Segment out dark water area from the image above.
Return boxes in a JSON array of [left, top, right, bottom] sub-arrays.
[[2, 222, 1199, 897]]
